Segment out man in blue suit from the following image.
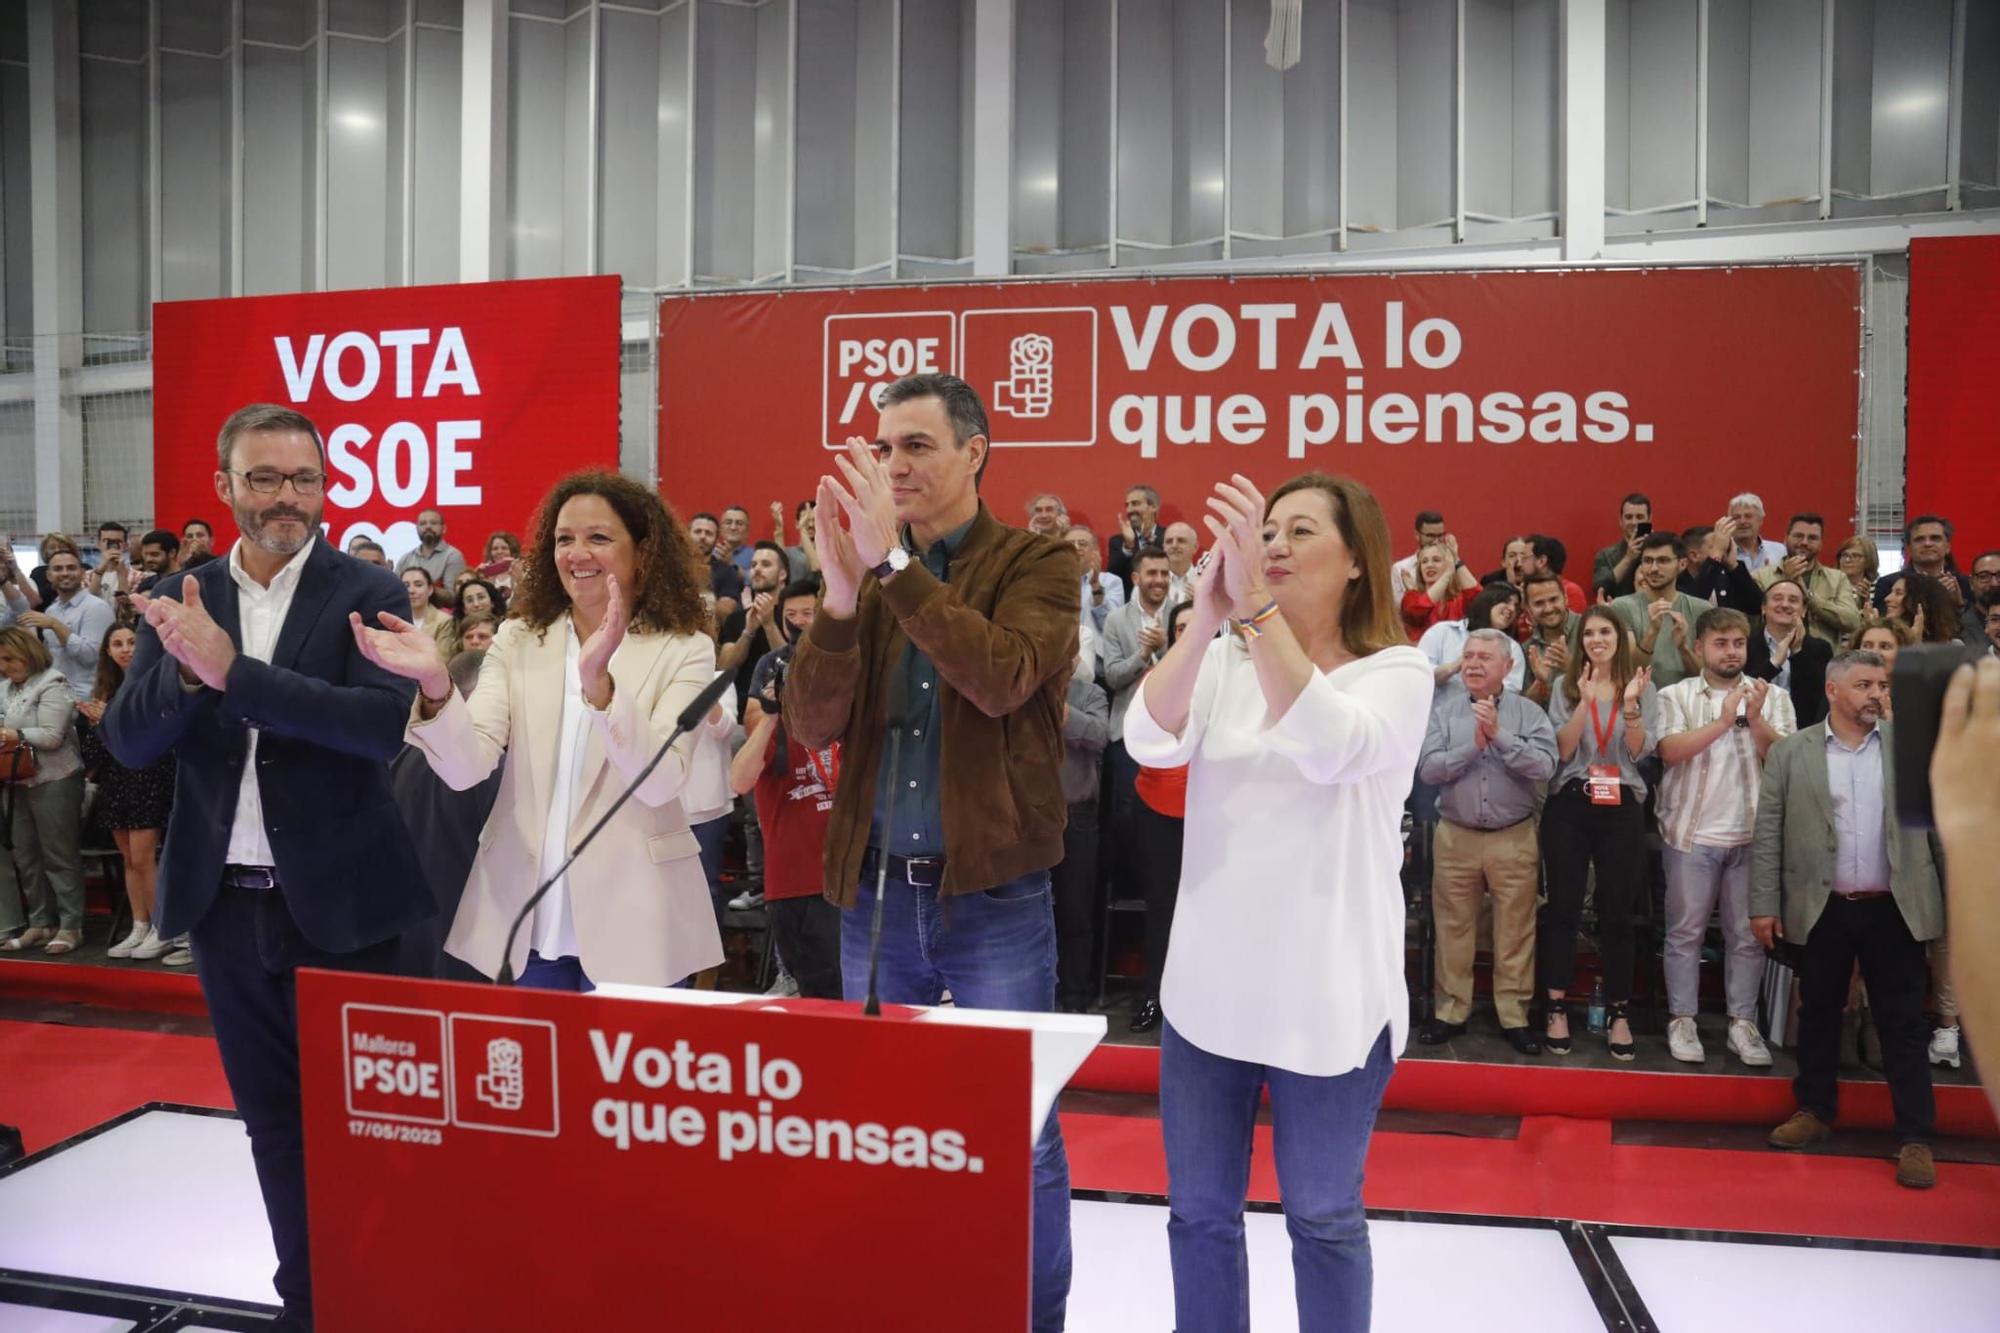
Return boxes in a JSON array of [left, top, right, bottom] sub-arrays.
[[104, 403, 431, 1330]]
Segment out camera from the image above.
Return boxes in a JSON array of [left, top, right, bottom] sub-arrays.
[[1892, 642, 1988, 829]]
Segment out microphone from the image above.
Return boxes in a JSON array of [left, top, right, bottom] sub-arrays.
[[495, 669, 736, 986]]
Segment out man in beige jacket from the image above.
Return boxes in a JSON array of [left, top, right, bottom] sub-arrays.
[[1752, 650, 1944, 1189]]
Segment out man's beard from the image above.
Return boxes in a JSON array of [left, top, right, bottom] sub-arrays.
[[1710, 663, 1743, 680], [236, 500, 321, 556]]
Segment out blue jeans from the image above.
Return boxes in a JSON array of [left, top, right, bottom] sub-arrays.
[[841, 869, 1071, 1333], [692, 815, 731, 927], [517, 951, 593, 992], [1161, 1021, 1394, 1333]]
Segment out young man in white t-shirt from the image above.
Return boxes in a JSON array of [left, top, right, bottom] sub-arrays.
[[1655, 607, 1796, 1066]]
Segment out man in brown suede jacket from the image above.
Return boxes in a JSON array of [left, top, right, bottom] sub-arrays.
[[784, 373, 1079, 1332]]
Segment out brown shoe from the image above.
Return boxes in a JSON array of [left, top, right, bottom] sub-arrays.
[[1769, 1110, 1833, 1150], [1896, 1143, 1937, 1190]]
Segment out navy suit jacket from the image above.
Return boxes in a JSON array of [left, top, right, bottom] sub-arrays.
[[101, 539, 433, 952]]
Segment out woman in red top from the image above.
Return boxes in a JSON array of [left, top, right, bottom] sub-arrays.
[[1399, 541, 1479, 641], [1129, 601, 1205, 1034]]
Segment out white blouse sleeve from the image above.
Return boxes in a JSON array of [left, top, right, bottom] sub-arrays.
[[1260, 647, 1436, 786], [1123, 634, 1228, 768]]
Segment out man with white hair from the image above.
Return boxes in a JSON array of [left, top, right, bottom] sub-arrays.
[[1416, 628, 1560, 1054], [1728, 494, 1789, 573], [1026, 492, 1069, 540]]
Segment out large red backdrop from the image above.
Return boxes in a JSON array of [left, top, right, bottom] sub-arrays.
[[1907, 236, 2000, 561], [659, 266, 1862, 576], [153, 276, 621, 561]]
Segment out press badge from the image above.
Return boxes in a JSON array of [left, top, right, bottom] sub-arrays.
[[1585, 763, 1623, 806]]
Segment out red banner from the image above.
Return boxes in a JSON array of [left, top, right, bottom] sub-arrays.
[[153, 277, 621, 562], [1908, 236, 2000, 560], [299, 971, 1032, 1331], [659, 268, 1862, 579]]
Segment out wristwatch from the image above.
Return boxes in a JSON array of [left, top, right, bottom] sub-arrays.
[[1733, 713, 1751, 729], [871, 547, 911, 581]]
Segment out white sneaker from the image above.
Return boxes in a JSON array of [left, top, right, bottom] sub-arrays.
[[763, 972, 800, 998], [131, 927, 175, 961], [1728, 1018, 1774, 1068], [108, 923, 154, 959], [1667, 1016, 1705, 1063], [160, 938, 193, 967], [1930, 1025, 1962, 1069], [727, 889, 764, 911]]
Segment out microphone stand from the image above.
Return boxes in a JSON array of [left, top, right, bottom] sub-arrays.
[[495, 671, 733, 985]]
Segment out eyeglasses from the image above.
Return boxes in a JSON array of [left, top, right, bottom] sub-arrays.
[[226, 469, 325, 496]]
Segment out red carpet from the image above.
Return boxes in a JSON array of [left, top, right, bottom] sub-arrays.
[[4, 1012, 1996, 1251], [1059, 1109, 2000, 1251], [1076, 1043, 1999, 1139], [0, 960, 207, 1016], [0, 1019, 233, 1155]]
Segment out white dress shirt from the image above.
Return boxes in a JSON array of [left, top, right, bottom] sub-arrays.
[[533, 620, 592, 960], [1123, 640, 1434, 1075], [222, 539, 315, 867], [682, 678, 739, 826], [1735, 537, 1789, 573]]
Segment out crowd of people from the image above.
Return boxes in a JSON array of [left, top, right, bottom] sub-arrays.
[[1, 382, 1994, 1330]]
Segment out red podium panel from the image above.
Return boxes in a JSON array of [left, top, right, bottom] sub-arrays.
[[297, 971, 1032, 1331]]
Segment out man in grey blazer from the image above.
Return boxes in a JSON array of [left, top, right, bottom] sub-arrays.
[[1751, 649, 1945, 1190]]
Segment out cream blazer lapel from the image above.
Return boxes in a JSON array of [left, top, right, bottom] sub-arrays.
[[510, 616, 571, 841]]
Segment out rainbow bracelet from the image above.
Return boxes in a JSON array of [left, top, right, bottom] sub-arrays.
[[1239, 600, 1281, 639]]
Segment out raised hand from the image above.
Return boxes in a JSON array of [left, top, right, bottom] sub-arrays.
[[1471, 697, 1499, 747], [825, 437, 899, 570], [577, 572, 628, 707], [1912, 604, 1928, 639], [155, 578, 237, 691], [1137, 622, 1165, 656], [1202, 473, 1271, 618], [814, 473, 866, 617], [1745, 676, 1772, 718], [1668, 610, 1690, 644], [1527, 643, 1548, 684], [350, 607, 450, 697], [1190, 543, 1233, 631], [1543, 637, 1571, 675], [743, 590, 777, 632], [1623, 665, 1653, 707], [1647, 598, 1672, 627]]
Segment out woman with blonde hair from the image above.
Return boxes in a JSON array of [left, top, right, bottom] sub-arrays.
[[353, 471, 722, 990], [0, 626, 84, 953], [1125, 470, 1432, 1330], [1835, 535, 1879, 604]]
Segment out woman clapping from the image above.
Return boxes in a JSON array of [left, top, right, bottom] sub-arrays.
[[1123, 471, 1433, 1331], [353, 472, 722, 990]]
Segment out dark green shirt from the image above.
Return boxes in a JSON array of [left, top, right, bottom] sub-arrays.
[[869, 515, 976, 856]]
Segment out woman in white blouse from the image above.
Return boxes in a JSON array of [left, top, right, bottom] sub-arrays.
[[353, 472, 723, 991], [1125, 470, 1433, 1332]]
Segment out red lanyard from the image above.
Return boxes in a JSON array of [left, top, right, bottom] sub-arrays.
[[806, 741, 840, 793], [1587, 693, 1618, 757]]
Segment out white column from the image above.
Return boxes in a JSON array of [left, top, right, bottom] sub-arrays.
[[970, 0, 1014, 278], [459, 0, 510, 282], [1559, 0, 1606, 264], [28, 0, 84, 535]]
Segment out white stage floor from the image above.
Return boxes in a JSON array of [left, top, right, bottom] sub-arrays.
[[2, 1108, 1996, 1330]]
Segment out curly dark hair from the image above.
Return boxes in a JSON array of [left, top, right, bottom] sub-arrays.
[[509, 471, 707, 639]]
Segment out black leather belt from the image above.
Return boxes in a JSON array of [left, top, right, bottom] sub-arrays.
[[1833, 889, 1892, 901], [222, 864, 280, 890], [861, 847, 946, 890]]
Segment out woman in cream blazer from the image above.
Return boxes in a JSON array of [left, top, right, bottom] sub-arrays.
[[353, 472, 723, 990]]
